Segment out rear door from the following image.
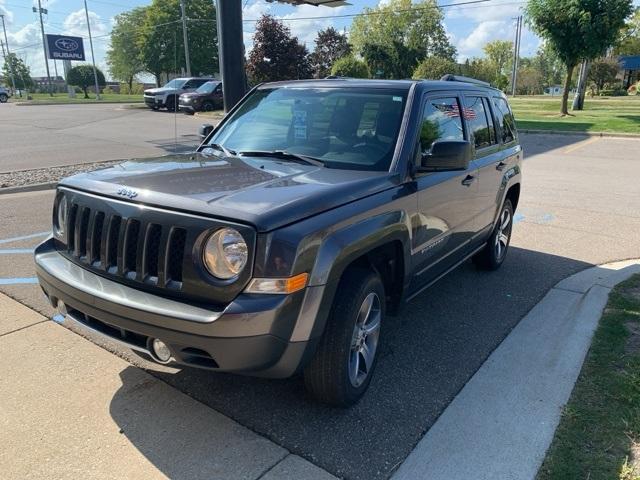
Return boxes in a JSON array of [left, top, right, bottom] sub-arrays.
[[410, 93, 480, 291], [461, 93, 505, 233]]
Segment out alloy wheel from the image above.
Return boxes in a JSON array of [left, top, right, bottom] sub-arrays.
[[349, 292, 382, 388], [494, 207, 512, 260]]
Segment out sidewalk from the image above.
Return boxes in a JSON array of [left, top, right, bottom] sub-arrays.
[[0, 294, 336, 480], [392, 259, 640, 480]]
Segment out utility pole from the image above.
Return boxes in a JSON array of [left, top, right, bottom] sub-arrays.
[[84, 0, 101, 99], [510, 15, 522, 96], [0, 14, 17, 94], [35, 0, 53, 96], [180, 0, 191, 76]]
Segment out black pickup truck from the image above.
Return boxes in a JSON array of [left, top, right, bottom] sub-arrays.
[[35, 76, 522, 406]]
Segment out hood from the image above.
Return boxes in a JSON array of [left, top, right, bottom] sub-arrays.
[[145, 87, 173, 95], [59, 152, 397, 232]]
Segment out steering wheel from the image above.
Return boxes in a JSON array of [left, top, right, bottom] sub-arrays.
[[351, 141, 388, 156]]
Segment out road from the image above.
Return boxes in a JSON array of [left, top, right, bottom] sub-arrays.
[[1, 132, 639, 479], [0, 103, 206, 172]]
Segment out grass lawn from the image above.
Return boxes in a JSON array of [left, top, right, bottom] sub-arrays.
[[510, 95, 640, 134], [537, 274, 640, 480], [9, 93, 143, 104]]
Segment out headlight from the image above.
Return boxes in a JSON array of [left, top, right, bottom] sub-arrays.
[[203, 228, 248, 279], [55, 195, 68, 236]]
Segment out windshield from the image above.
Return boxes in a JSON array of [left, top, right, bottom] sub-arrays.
[[196, 81, 219, 94], [208, 87, 408, 171], [163, 79, 187, 89]]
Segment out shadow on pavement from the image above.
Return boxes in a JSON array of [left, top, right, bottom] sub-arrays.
[[112, 247, 592, 480], [518, 131, 592, 157]]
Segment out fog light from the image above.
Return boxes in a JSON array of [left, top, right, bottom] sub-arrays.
[[151, 338, 172, 363]]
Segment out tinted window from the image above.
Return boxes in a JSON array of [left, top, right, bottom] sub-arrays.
[[463, 96, 495, 149], [420, 97, 464, 154], [482, 98, 497, 144], [210, 87, 408, 171], [493, 97, 516, 144]]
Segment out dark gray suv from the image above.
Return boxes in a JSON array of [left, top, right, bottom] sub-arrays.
[[35, 76, 522, 406]]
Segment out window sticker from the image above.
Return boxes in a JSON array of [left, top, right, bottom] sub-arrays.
[[393, 96, 402, 102], [292, 109, 308, 139]]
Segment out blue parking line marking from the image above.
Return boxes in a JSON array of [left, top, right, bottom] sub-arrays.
[[0, 231, 49, 245], [0, 248, 34, 254], [514, 213, 525, 224], [0, 277, 39, 285], [52, 314, 65, 324]]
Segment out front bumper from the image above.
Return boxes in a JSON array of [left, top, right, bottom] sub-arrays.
[[144, 95, 163, 108], [35, 237, 323, 378], [178, 102, 196, 113]]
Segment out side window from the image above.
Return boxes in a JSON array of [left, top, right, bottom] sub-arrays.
[[482, 98, 497, 144], [492, 97, 516, 144], [420, 97, 464, 154], [193, 79, 208, 88], [463, 96, 493, 149], [214, 83, 222, 93]]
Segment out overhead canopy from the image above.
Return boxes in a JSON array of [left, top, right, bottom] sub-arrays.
[[266, 0, 350, 6]]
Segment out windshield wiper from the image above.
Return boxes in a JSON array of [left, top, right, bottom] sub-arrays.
[[208, 143, 236, 157], [237, 150, 324, 167]]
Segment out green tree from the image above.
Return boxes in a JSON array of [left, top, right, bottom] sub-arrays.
[[531, 42, 565, 88], [615, 8, 640, 56], [458, 57, 495, 84], [412, 56, 457, 79], [246, 15, 311, 83], [67, 64, 106, 98], [483, 40, 513, 81], [350, 0, 455, 78], [1, 53, 33, 93], [107, 7, 146, 93], [138, 0, 218, 85], [588, 57, 621, 93], [525, 0, 633, 115], [309, 27, 351, 79], [330, 55, 370, 78]]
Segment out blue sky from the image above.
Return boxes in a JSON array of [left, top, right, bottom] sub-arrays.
[[0, 0, 637, 80]]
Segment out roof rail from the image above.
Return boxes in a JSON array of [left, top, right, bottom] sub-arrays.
[[440, 74, 491, 87]]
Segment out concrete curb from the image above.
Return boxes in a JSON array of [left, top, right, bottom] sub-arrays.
[[13, 101, 144, 107], [520, 129, 640, 139], [0, 182, 57, 195], [392, 259, 640, 480]]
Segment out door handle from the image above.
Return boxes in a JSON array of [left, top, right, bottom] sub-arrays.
[[461, 175, 476, 186], [496, 161, 507, 171]]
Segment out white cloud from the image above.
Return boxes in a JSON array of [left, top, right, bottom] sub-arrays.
[[0, 0, 13, 25], [63, 9, 108, 38], [457, 20, 512, 59]]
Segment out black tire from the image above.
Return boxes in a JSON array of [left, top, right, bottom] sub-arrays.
[[165, 96, 176, 111], [304, 267, 385, 407], [202, 100, 214, 112], [474, 199, 514, 270], [151, 105, 159, 111], [0, 94, 8, 103]]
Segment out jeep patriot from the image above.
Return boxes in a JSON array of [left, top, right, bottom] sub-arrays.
[[35, 76, 522, 406]]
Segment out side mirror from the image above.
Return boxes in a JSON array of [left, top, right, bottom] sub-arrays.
[[199, 123, 214, 141], [420, 140, 472, 172]]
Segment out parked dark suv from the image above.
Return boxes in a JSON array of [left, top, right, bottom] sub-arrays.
[[35, 76, 522, 406], [179, 80, 223, 114]]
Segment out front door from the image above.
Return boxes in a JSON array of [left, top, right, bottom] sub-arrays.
[[410, 94, 479, 291]]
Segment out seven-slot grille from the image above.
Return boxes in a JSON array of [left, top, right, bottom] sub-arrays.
[[65, 203, 187, 289]]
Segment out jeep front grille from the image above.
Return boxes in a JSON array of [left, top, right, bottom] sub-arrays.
[[67, 205, 187, 288], [57, 187, 255, 304]]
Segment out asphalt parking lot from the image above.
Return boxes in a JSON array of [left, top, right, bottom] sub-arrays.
[[0, 103, 205, 172], [1, 129, 639, 479]]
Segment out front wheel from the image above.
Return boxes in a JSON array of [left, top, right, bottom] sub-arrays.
[[304, 268, 384, 407], [474, 199, 514, 270], [0, 94, 8, 103]]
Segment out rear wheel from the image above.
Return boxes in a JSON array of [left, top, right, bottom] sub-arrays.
[[304, 268, 384, 407], [0, 94, 8, 103], [474, 199, 514, 270], [202, 100, 214, 112]]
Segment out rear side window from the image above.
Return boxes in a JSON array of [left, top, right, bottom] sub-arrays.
[[463, 96, 495, 149], [492, 97, 517, 144], [420, 97, 464, 154]]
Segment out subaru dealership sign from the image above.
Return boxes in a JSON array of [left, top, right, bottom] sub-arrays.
[[46, 35, 85, 61]]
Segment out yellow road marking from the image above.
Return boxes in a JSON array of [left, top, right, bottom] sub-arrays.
[[562, 136, 600, 154]]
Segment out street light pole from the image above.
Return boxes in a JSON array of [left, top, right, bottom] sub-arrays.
[[84, 0, 101, 99], [0, 14, 17, 94], [36, 0, 53, 96], [180, 0, 191, 76], [510, 15, 522, 96]]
